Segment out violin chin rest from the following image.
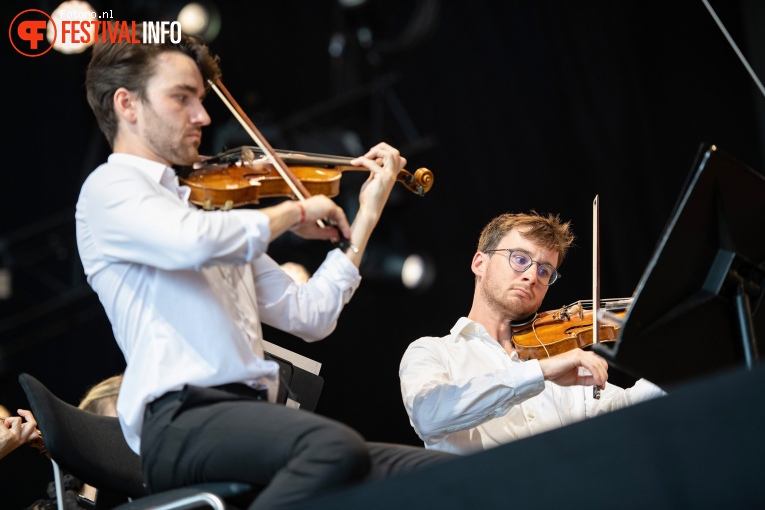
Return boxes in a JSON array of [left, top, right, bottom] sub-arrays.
[[509, 313, 537, 328]]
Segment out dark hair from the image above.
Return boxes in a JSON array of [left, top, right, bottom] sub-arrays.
[[86, 26, 221, 147], [477, 211, 575, 266]]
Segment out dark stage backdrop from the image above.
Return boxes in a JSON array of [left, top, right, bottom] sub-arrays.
[[2, 1, 763, 506]]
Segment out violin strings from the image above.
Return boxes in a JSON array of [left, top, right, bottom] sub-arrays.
[[573, 297, 633, 311], [207, 80, 358, 252], [208, 80, 305, 202]]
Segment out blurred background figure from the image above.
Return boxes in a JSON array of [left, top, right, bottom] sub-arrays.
[[26, 374, 123, 510], [1, 406, 41, 460], [77, 374, 122, 417], [280, 262, 312, 284]]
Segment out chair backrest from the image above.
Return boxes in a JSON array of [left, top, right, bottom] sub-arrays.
[[18, 373, 149, 499]]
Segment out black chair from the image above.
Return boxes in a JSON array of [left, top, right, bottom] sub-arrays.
[[19, 373, 257, 510]]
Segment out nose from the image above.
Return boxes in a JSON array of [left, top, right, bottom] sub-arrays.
[[521, 262, 540, 283], [192, 103, 211, 126]]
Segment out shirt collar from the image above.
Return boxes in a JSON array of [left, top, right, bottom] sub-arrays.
[[108, 153, 189, 201], [452, 317, 497, 341], [108, 153, 171, 183], [452, 316, 479, 337], [451, 317, 519, 358]]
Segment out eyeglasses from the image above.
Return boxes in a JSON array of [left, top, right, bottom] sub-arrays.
[[484, 248, 561, 286]]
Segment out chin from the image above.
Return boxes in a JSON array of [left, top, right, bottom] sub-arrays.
[[176, 150, 200, 167], [505, 300, 538, 321]]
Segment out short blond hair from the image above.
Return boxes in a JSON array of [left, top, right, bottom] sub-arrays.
[[477, 211, 575, 266], [78, 374, 123, 416]]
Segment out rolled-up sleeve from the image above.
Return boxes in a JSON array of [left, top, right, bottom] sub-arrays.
[[400, 336, 545, 445], [78, 163, 271, 272], [255, 249, 361, 341], [588, 377, 667, 416]]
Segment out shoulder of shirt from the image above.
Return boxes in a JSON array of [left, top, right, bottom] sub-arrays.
[[451, 316, 479, 337], [405, 317, 474, 351], [86, 153, 167, 185]]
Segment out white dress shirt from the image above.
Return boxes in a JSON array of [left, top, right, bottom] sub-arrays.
[[399, 317, 665, 455], [76, 153, 361, 452]]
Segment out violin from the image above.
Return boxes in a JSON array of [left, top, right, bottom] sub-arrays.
[[178, 146, 434, 210], [510, 298, 631, 361], [199, 78, 432, 251]]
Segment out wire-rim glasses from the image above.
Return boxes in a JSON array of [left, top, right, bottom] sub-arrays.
[[484, 248, 561, 286]]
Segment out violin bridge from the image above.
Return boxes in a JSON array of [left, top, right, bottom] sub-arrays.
[[556, 302, 576, 321], [241, 146, 256, 166]]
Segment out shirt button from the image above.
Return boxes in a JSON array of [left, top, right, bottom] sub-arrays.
[[527, 412, 535, 420]]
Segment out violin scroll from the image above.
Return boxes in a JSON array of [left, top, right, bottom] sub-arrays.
[[400, 167, 434, 197]]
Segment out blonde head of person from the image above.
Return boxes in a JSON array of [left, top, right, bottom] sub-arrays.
[[25, 374, 124, 509], [78, 374, 123, 417], [76, 374, 124, 504]]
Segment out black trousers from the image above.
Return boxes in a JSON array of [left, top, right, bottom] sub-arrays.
[[141, 384, 453, 510]]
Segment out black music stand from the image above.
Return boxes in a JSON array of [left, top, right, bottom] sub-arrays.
[[595, 144, 765, 388]]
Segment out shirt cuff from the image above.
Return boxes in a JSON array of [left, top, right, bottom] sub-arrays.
[[505, 358, 546, 400], [231, 209, 272, 261], [314, 248, 361, 300]]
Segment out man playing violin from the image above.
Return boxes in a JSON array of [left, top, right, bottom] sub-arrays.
[[78, 30, 451, 509], [399, 212, 665, 455]]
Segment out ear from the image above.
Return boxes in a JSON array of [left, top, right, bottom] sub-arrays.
[[471, 251, 487, 278], [113, 87, 138, 124]]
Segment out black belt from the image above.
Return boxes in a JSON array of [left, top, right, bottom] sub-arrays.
[[210, 383, 269, 400], [148, 383, 269, 415]]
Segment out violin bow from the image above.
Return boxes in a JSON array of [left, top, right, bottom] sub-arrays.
[[701, 0, 765, 100], [592, 195, 600, 348], [207, 78, 357, 252], [592, 195, 602, 399]]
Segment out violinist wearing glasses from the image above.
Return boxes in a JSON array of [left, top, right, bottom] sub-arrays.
[[399, 212, 665, 455], [77, 30, 450, 509]]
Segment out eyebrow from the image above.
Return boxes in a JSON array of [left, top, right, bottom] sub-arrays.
[[507, 247, 556, 268], [169, 84, 205, 99]]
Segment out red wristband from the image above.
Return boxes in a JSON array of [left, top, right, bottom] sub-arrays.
[[296, 202, 306, 224]]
